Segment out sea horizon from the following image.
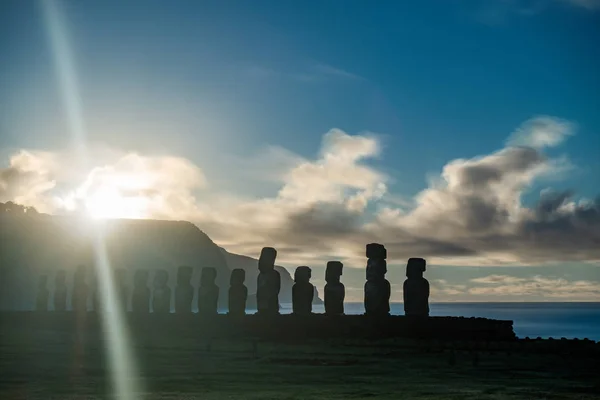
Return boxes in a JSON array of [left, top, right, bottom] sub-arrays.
[[255, 302, 600, 341]]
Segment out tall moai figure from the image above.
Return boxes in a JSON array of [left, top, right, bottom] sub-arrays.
[[152, 269, 171, 314], [175, 266, 194, 313], [72, 265, 89, 313], [53, 270, 67, 311], [292, 266, 314, 316], [36, 275, 49, 311], [324, 261, 345, 315], [364, 243, 391, 316], [228, 269, 247, 316], [197, 267, 219, 316], [132, 269, 150, 313], [256, 247, 281, 315], [403, 258, 430, 316]]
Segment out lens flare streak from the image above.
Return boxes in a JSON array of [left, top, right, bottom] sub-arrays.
[[41, 1, 142, 398]]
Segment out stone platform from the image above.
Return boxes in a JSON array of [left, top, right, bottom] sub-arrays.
[[0, 312, 516, 341]]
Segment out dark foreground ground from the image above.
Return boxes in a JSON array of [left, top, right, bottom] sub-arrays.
[[1, 313, 599, 399]]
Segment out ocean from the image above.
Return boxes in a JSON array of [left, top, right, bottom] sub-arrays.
[[248, 302, 600, 341]]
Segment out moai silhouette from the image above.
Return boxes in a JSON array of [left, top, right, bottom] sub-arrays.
[[324, 261, 345, 315], [175, 266, 194, 313], [364, 243, 391, 316], [197, 267, 219, 316], [132, 269, 150, 313], [228, 269, 247, 316], [53, 270, 67, 311], [36, 275, 49, 311], [72, 265, 89, 313], [403, 257, 430, 316], [292, 266, 314, 316], [256, 247, 281, 315], [152, 269, 171, 314]]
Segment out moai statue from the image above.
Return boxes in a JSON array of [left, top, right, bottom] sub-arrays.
[[72, 265, 89, 313], [364, 243, 391, 316], [403, 257, 430, 316], [175, 266, 194, 313], [197, 267, 219, 316], [256, 247, 281, 315], [292, 266, 314, 316], [228, 269, 247, 316], [53, 270, 67, 311], [36, 275, 49, 311], [132, 269, 150, 313], [324, 261, 345, 315], [152, 269, 171, 314]]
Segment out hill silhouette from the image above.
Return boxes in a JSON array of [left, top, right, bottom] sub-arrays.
[[0, 211, 319, 311]]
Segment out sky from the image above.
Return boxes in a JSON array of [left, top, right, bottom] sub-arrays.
[[1, 0, 599, 301]]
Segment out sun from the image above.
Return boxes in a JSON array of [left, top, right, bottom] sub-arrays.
[[83, 186, 150, 219], [60, 173, 153, 220]]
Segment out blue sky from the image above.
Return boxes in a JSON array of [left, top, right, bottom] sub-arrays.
[[1, 0, 599, 300]]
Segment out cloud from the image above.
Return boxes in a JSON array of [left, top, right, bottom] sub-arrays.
[[470, 275, 528, 284], [506, 116, 575, 149], [467, 275, 600, 299], [1, 116, 598, 268], [0, 150, 58, 212], [63, 153, 207, 219]]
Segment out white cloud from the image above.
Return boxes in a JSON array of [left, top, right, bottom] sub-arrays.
[[506, 116, 575, 149], [278, 129, 386, 210], [0, 150, 59, 213]]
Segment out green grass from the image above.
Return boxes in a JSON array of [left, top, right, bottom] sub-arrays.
[[1, 323, 599, 399]]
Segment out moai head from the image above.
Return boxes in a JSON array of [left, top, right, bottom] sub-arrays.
[[55, 270, 66, 286], [258, 247, 277, 273], [177, 266, 193, 285], [406, 257, 426, 278], [230, 269, 245, 286], [74, 265, 87, 284], [134, 270, 149, 287], [325, 261, 343, 283], [38, 275, 48, 289], [294, 266, 312, 284], [200, 267, 217, 286], [366, 258, 387, 281], [366, 243, 387, 259], [154, 269, 169, 288]]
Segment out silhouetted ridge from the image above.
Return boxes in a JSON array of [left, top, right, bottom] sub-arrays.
[[0, 214, 229, 310]]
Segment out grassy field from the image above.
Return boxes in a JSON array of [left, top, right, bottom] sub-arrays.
[[1, 318, 599, 399]]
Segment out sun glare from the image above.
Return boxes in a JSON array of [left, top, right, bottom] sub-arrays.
[[83, 186, 150, 219]]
